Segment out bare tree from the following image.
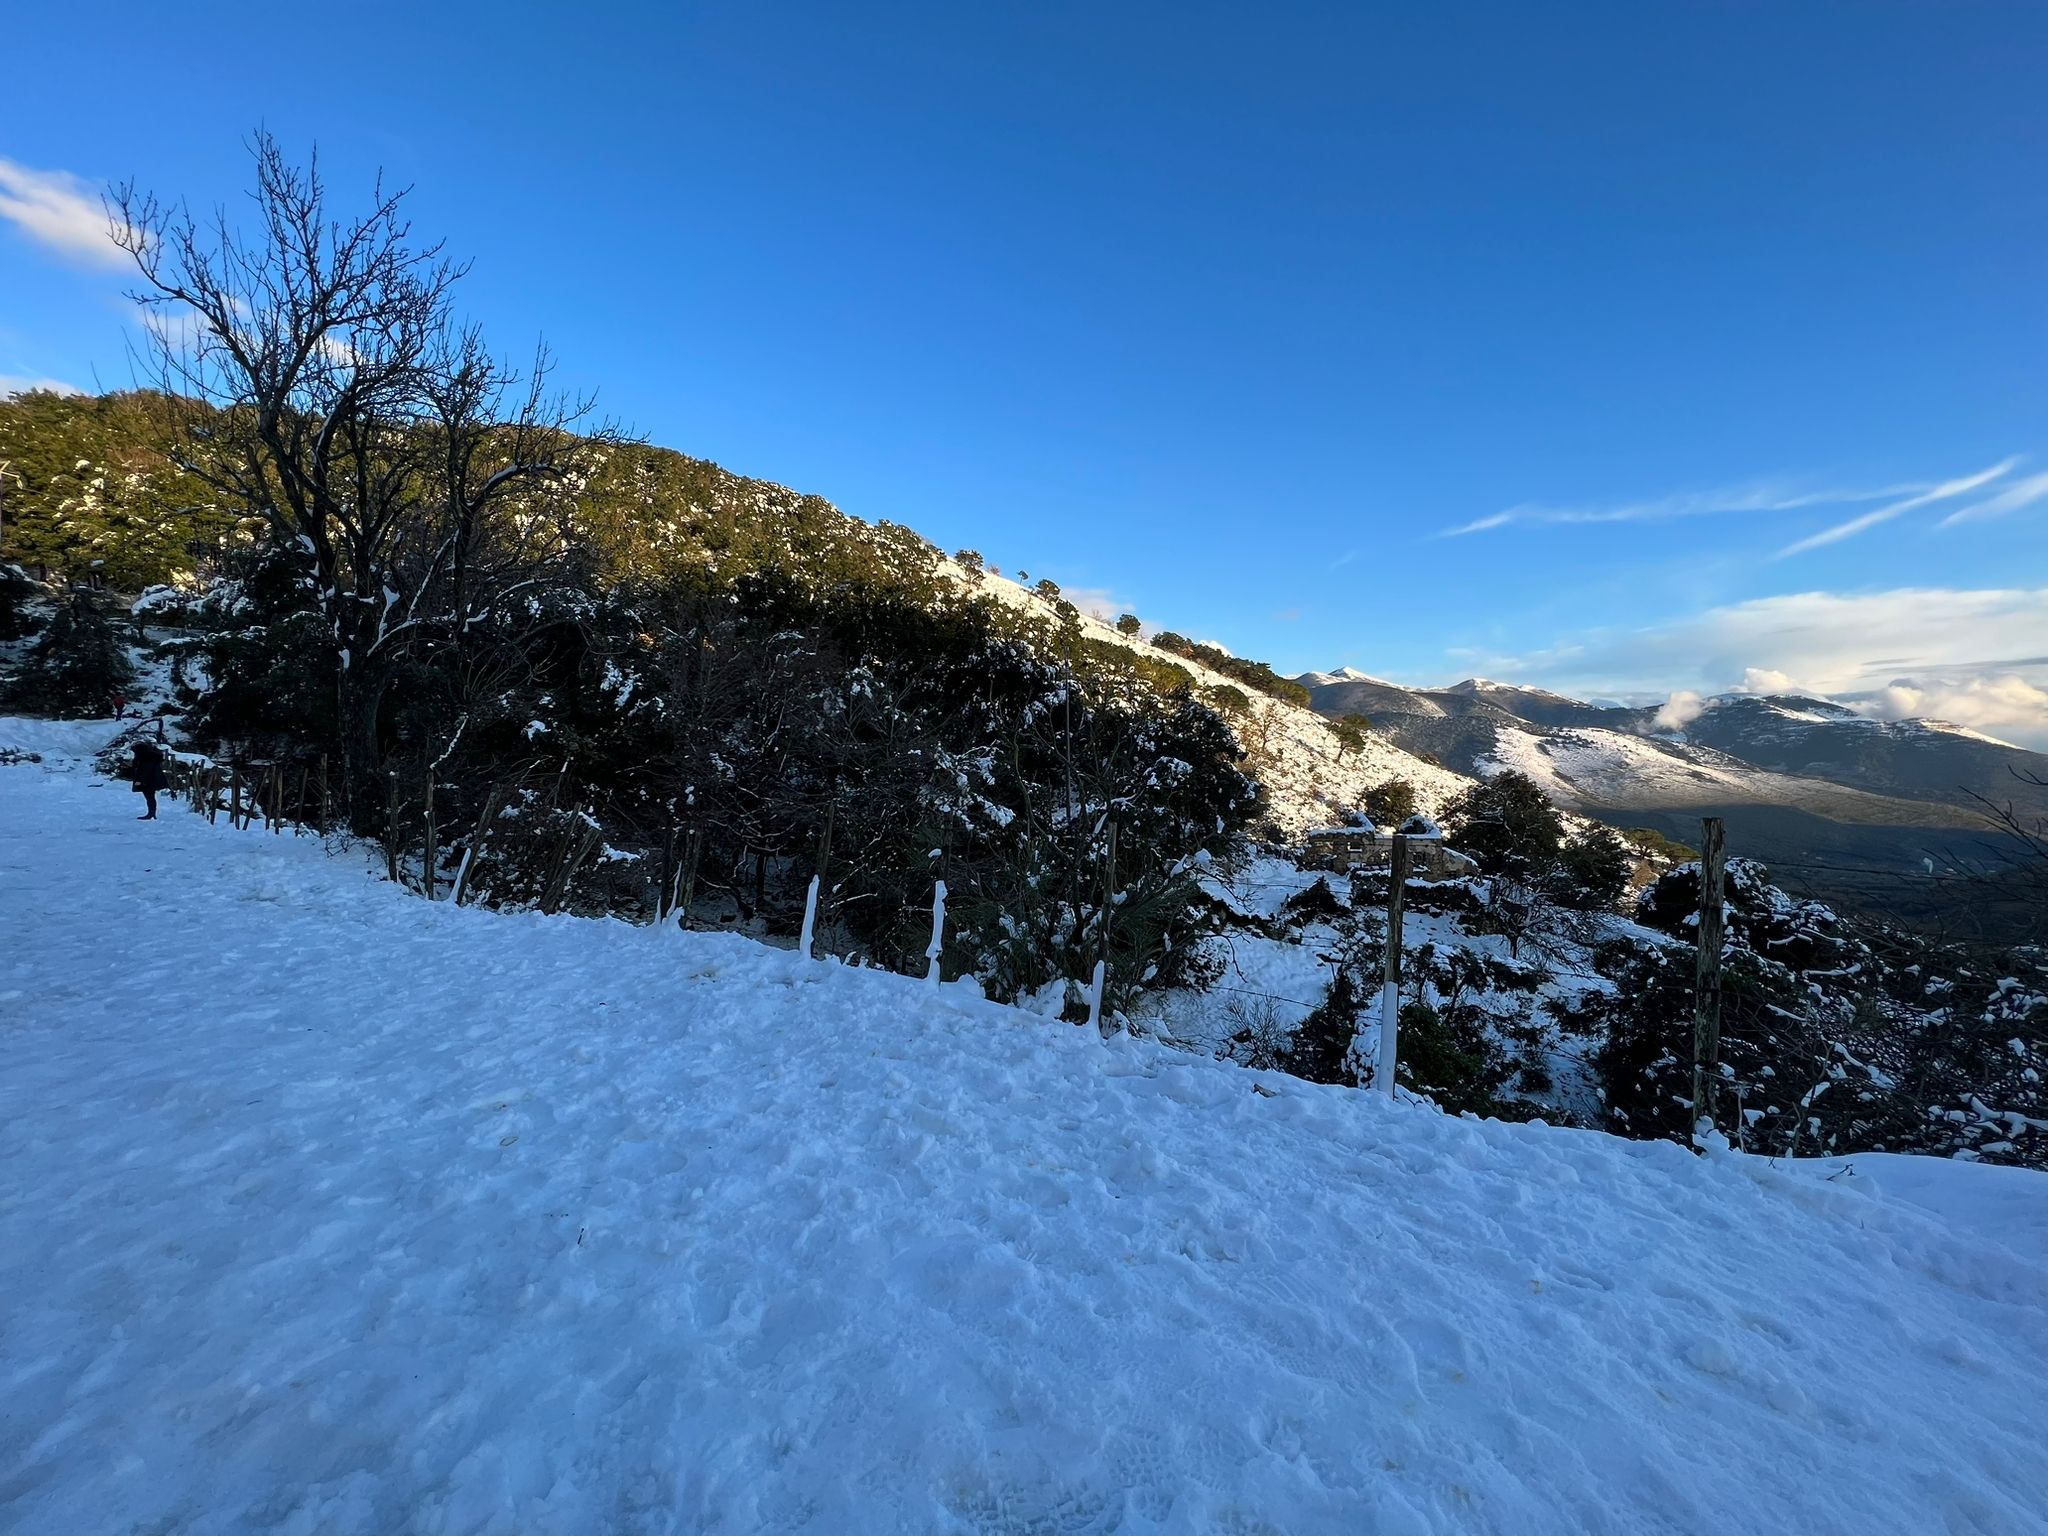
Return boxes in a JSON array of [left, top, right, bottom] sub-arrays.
[[111, 133, 618, 823], [1965, 766, 2048, 946]]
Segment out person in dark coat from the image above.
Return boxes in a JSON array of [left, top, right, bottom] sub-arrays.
[[130, 740, 169, 820]]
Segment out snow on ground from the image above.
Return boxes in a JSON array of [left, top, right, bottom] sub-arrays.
[[5, 720, 2048, 1536], [1146, 858, 1343, 1052]]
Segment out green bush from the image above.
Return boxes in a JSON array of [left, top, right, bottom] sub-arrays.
[[1555, 826, 1631, 910], [0, 598, 136, 718], [1444, 770, 1563, 877], [0, 562, 38, 641], [1364, 777, 1418, 825]]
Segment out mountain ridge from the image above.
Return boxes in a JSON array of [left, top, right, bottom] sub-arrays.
[[1294, 667, 2048, 921]]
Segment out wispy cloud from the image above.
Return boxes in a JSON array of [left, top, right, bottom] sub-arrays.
[[1773, 458, 2018, 558], [1443, 458, 2027, 545], [0, 158, 129, 268], [1439, 478, 1916, 538], [1936, 469, 2048, 528], [1772, 506, 1906, 558]]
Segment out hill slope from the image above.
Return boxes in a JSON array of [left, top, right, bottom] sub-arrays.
[[1, 389, 1473, 836], [961, 570, 1472, 828], [5, 721, 2046, 1535]]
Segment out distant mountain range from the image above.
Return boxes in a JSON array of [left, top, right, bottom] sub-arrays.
[[1296, 668, 2047, 928]]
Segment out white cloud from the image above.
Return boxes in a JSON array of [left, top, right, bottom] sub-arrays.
[[1847, 675, 2048, 746], [1731, 667, 1800, 695], [1936, 469, 2048, 528], [1458, 586, 2048, 748], [1773, 458, 2017, 558], [0, 158, 130, 269], [0, 373, 84, 397], [1651, 689, 1705, 730]]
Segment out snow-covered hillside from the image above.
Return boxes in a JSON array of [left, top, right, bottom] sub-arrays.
[[1478, 722, 1983, 825], [6, 719, 2047, 1535], [958, 567, 1474, 829]]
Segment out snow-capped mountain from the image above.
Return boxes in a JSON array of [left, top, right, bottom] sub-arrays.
[[1296, 670, 2048, 904], [1299, 671, 2048, 820]]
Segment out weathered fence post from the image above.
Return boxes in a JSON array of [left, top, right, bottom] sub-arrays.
[[925, 867, 947, 987], [676, 825, 703, 928], [1377, 833, 1411, 1098], [1691, 817, 1728, 1148], [539, 805, 603, 915], [421, 767, 438, 899], [1087, 818, 1119, 1034], [655, 820, 677, 924], [383, 770, 401, 884], [452, 781, 510, 908], [798, 877, 821, 960], [797, 802, 836, 961]]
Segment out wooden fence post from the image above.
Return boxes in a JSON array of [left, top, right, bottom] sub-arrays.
[[384, 770, 401, 884], [539, 806, 602, 915], [798, 877, 821, 960], [452, 781, 510, 908], [797, 802, 835, 959], [1691, 817, 1728, 1148], [421, 767, 438, 899], [815, 800, 835, 931], [1377, 833, 1411, 1098], [1088, 818, 1119, 1034], [676, 825, 703, 927], [925, 856, 947, 987], [317, 753, 330, 834], [655, 820, 677, 924]]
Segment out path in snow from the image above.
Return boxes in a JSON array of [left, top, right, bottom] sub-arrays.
[[2, 720, 2046, 1535]]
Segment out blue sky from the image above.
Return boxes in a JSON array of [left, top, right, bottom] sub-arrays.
[[4, 2, 2046, 740]]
